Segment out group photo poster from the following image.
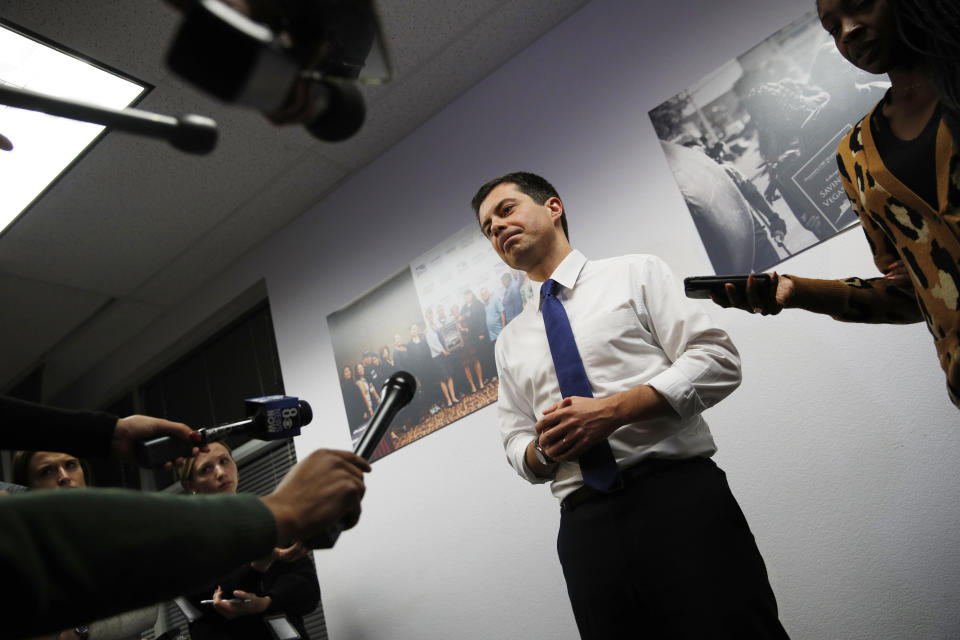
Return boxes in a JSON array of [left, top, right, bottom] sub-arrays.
[[327, 224, 538, 460], [649, 11, 888, 274]]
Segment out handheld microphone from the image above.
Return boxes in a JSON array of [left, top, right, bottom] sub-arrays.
[[308, 370, 416, 548], [134, 395, 313, 468], [0, 84, 218, 155]]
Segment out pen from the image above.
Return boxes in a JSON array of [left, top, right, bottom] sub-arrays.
[[200, 598, 252, 605]]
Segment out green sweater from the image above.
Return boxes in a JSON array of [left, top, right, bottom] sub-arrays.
[[2, 490, 276, 637]]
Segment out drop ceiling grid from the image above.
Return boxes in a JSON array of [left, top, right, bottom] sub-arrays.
[[0, 0, 594, 398]]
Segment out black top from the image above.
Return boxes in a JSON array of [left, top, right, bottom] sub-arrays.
[[871, 93, 942, 210], [1, 395, 117, 457], [185, 554, 320, 640]]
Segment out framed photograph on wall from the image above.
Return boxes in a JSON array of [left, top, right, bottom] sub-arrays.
[[327, 224, 537, 460], [649, 11, 889, 274]]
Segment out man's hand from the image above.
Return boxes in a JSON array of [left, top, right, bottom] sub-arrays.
[[211, 586, 271, 620], [111, 415, 204, 469], [536, 387, 676, 462], [260, 449, 371, 543], [536, 396, 619, 461]]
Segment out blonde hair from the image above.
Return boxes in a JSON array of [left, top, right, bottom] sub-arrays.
[[177, 441, 233, 487]]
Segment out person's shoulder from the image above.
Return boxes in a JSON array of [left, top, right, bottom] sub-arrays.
[[498, 305, 535, 341], [588, 253, 665, 271]]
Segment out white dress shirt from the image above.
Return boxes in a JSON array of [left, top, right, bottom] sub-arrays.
[[494, 250, 742, 501]]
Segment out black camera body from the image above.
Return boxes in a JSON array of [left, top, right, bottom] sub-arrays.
[[167, 0, 385, 141]]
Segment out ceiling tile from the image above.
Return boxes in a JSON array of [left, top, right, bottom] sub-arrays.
[[1, 0, 180, 85], [0, 274, 109, 389], [133, 150, 348, 305], [0, 84, 327, 295], [42, 298, 163, 399]]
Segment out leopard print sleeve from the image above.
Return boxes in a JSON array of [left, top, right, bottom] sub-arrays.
[[783, 120, 924, 325]]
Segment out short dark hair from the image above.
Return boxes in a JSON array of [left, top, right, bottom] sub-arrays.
[[12, 450, 91, 488], [471, 171, 569, 240]]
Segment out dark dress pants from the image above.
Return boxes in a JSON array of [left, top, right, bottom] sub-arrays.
[[557, 456, 789, 640]]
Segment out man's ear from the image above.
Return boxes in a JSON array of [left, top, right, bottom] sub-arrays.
[[546, 196, 564, 224]]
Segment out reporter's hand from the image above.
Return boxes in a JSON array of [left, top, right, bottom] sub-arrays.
[[709, 272, 793, 316], [260, 449, 371, 543], [275, 541, 309, 563], [250, 541, 309, 572], [112, 415, 205, 469], [883, 260, 910, 287], [211, 586, 270, 620]]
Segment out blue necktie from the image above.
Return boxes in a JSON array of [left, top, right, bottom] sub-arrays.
[[540, 279, 619, 491]]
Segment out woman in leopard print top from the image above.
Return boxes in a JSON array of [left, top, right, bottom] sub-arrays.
[[713, 0, 960, 408]]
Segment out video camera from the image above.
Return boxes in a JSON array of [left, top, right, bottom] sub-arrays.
[[0, 0, 391, 152], [168, 0, 391, 142]]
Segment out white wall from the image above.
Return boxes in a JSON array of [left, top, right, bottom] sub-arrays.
[[70, 0, 960, 638]]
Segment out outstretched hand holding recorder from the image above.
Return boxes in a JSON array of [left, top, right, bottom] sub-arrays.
[[685, 273, 793, 316]]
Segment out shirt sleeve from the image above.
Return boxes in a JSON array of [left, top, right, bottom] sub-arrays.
[[1, 396, 117, 458], [2, 490, 276, 637], [636, 256, 742, 418], [494, 336, 547, 484]]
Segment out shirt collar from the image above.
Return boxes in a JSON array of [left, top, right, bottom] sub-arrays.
[[536, 249, 587, 310]]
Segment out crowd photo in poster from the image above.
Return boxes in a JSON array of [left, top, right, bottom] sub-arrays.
[[327, 224, 538, 460], [649, 11, 890, 274]]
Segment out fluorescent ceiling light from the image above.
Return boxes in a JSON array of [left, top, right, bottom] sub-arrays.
[[0, 24, 146, 234]]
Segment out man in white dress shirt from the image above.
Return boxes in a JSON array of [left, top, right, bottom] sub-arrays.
[[472, 172, 788, 639]]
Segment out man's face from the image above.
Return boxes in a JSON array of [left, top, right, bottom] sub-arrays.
[[817, 0, 899, 74], [28, 452, 86, 489], [480, 288, 490, 302], [477, 182, 561, 271]]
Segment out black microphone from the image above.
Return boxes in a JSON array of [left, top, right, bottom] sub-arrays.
[[134, 396, 313, 468], [303, 77, 366, 142], [307, 370, 416, 548], [355, 371, 416, 459], [0, 84, 218, 155]]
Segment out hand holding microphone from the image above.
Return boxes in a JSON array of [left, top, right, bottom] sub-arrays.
[[304, 371, 416, 548], [134, 373, 414, 548], [134, 396, 313, 468]]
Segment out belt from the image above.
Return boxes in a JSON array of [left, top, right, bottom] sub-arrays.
[[559, 456, 693, 512]]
